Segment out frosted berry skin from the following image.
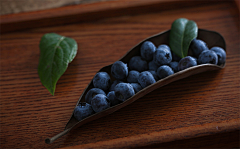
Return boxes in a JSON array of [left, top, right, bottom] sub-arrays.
[[210, 47, 226, 65], [114, 83, 135, 102], [111, 61, 128, 80], [148, 70, 159, 81], [198, 50, 218, 65], [138, 71, 156, 88], [109, 80, 123, 92], [140, 41, 156, 61], [107, 91, 121, 106], [128, 56, 148, 72], [157, 65, 174, 79], [169, 61, 179, 72], [159, 44, 171, 51], [127, 70, 140, 83], [74, 103, 95, 121], [93, 72, 111, 91], [189, 39, 209, 57], [148, 60, 159, 71], [91, 94, 110, 113], [85, 88, 106, 104], [153, 44, 172, 66], [178, 56, 197, 71], [130, 83, 142, 93]]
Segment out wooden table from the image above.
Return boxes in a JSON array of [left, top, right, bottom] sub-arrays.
[[0, 0, 239, 148]]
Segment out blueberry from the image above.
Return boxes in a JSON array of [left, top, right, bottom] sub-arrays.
[[107, 91, 122, 106], [192, 57, 198, 62], [210, 47, 226, 65], [178, 56, 197, 71], [93, 72, 111, 91], [140, 41, 156, 61], [148, 70, 159, 81], [189, 39, 209, 57], [85, 88, 106, 104], [74, 102, 95, 121], [198, 50, 218, 65], [127, 70, 140, 83], [148, 60, 159, 71], [154, 44, 172, 65], [109, 80, 123, 92], [114, 83, 135, 101], [111, 61, 128, 80], [91, 94, 110, 113], [157, 65, 174, 79], [159, 44, 171, 51], [130, 83, 142, 93], [138, 71, 156, 88], [169, 61, 179, 72], [129, 56, 148, 72]]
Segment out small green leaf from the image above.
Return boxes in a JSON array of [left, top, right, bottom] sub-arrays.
[[38, 33, 77, 95], [169, 18, 198, 58]]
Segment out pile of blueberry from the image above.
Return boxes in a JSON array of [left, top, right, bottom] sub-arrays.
[[73, 38, 226, 121]]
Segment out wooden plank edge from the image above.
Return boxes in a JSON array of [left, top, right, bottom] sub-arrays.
[[0, 0, 159, 23], [234, 0, 240, 11], [59, 118, 240, 149], [0, 0, 221, 34], [141, 130, 240, 148]]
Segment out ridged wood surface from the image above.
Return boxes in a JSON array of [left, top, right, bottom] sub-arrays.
[[0, 0, 239, 148]]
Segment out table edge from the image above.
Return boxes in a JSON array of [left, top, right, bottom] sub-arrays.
[[58, 118, 240, 148]]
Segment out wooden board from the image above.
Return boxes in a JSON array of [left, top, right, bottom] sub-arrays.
[[0, 0, 217, 34], [0, 0, 239, 148]]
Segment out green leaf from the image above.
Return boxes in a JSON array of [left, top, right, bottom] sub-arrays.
[[169, 18, 198, 58], [38, 33, 77, 95]]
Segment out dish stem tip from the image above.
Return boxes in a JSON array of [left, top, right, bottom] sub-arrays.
[[45, 128, 70, 144]]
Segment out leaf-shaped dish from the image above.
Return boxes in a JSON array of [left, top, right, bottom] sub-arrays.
[[45, 29, 226, 144]]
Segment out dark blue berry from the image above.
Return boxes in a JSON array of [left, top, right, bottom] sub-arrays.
[[157, 65, 174, 79], [93, 72, 111, 91], [107, 91, 122, 106], [210, 47, 226, 65], [74, 102, 95, 121], [169, 61, 179, 72], [127, 70, 140, 83], [129, 56, 148, 72], [178, 56, 197, 71], [130, 83, 142, 93], [109, 80, 123, 92], [159, 44, 171, 51], [198, 50, 218, 65], [190, 39, 209, 57], [114, 83, 135, 101], [85, 88, 106, 104], [148, 70, 159, 81], [91, 94, 110, 113], [154, 44, 172, 65], [111, 61, 128, 80], [148, 60, 159, 71], [138, 71, 156, 88], [140, 41, 156, 61]]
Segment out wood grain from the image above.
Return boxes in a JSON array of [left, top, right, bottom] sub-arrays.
[[235, 0, 240, 11], [140, 130, 240, 148], [0, 0, 114, 15], [60, 119, 240, 148], [0, 0, 239, 149], [0, 0, 217, 34]]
